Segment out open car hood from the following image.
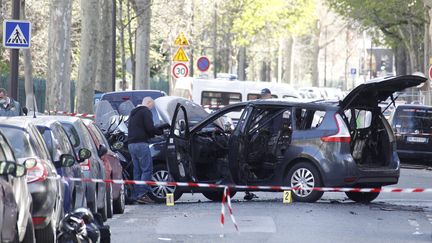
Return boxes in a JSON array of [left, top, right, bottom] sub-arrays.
[[340, 75, 427, 109], [154, 96, 209, 126]]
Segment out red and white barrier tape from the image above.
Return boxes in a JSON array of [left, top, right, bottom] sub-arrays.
[[220, 187, 239, 232], [44, 110, 95, 118], [49, 177, 432, 193]]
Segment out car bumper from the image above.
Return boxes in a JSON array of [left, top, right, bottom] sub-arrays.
[[397, 149, 432, 161], [27, 180, 58, 228]]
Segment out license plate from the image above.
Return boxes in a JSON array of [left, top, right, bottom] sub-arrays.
[[407, 136, 428, 143]]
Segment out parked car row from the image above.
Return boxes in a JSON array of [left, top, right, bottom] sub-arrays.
[[0, 114, 125, 242]]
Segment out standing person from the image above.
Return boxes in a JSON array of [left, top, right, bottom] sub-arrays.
[[260, 88, 272, 99], [127, 97, 163, 204], [0, 88, 22, 116]]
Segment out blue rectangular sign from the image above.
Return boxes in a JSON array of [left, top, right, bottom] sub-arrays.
[[3, 20, 31, 49]]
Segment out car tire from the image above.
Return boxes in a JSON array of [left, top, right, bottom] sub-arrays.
[[22, 217, 35, 243], [106, 184, 113, 219], [87, 188, 97, 214], [35, 221, 55, 243], [202, 190, 236, 202], [98, 190, 108, 222], [345, 190, 380, 203], [113, 184, 126, 214], [286, 162, 324, 203], [148, 163, 183, 203]]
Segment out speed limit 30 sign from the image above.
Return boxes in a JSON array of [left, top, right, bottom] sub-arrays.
[[172, 63, 189, 79]]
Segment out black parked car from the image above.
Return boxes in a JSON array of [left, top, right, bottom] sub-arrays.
[[389, 104, 432, 162], [165, 75, 426, 203]]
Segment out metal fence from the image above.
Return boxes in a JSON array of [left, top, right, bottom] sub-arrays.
[[0, 74, 76, 112]]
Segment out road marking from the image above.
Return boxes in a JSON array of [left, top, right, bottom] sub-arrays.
[[158, 238, 172, 241], [156, 215, 276, 234], [125, 218, 138, 224], [408, 219, 423, 235]]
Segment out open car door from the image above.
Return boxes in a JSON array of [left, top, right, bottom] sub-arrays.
[[228, 105, 254, 184], [166, 103, 195, 182]]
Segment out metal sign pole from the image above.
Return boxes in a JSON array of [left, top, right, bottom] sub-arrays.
[[9, 0, 20, 100]]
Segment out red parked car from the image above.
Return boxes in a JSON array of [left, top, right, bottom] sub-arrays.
[[83, 119, 125, 217]]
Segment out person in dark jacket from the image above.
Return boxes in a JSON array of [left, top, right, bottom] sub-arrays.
[[0, 88, 22, 116], [127, 97, 163, 204]]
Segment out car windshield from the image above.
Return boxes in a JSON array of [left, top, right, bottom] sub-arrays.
[[62, 123, 82, 149], [0, 127, 35, 159], [394, 108, 432, 133]]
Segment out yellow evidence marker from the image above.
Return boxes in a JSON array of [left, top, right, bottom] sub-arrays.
[[283, 191, 292, 204], [166, 193, 174, 206]]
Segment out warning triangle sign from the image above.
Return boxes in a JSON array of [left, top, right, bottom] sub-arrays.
[[173, 32, 189, 46], [172, 47, 189, 62], [6, 25, 28, 45]]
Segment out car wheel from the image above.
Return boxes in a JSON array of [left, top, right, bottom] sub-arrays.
[[98, 189, 108, 222], [106, 184, 113, 218], [345, 190, 380, 203], [35, 221, 55, 243], [124, 184, 135, 205], [113, 184, 126, 214], [148, 164, 183, 203], [202, 190, 236, 202], [86, 188, 97, 214], [22, 217, 35, 243], [286, 162, 323, 203]]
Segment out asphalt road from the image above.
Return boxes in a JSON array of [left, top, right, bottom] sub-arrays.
[[107, 167, 432, 243]]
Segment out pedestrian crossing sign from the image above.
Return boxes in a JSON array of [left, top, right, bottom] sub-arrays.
[[3, 20, 31, 49]]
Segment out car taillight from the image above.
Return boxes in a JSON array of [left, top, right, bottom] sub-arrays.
[[26, 160, 48, 183], [80, 159, 91, 171], [32, 217, 46, 225], [321, 114, 351, 143]]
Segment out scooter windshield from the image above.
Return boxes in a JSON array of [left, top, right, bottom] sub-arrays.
[[94, 100, 120, 133]]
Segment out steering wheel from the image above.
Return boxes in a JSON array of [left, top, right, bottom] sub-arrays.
[[211, 129, 229, 150]]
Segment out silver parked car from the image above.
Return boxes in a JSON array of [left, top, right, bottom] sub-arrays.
[[53, 116, 107, 217], [33, 117, 87, 212], [0, 131, 34, 243], [0, 117, 75, 242]]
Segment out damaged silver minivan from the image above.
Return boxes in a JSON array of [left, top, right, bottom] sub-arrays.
[[162, 75, 426, 203]]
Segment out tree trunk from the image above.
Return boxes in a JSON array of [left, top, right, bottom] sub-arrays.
[[47, 0, 72, 112], [95, 0, 113, 92], [394, 45, 407, 75], [77, 0, 99, 113], [132, 0, 151, 90], [126, 0, 136, 89], [282, 36, 293, 84], [397, 26, 418, 73], [311, 19, 320, 87], [237, 46, 246, 81], [20, 0, 35, 112], [119, 0, 127, 90]]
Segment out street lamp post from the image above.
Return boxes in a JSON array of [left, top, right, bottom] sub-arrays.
[[9, 0, 20, 100]]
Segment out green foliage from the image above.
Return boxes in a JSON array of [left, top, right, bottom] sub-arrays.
[[327, 0, 426, 48], [230, 0, 316, 46]]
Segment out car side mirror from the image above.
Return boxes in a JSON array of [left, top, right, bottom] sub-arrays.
[[0, 161, 26, 177], [98, 144, 108, 157], [60, 154, 76, 167], [24, 158, 37, 169], [15, 164, 26, 177], [111, 141, 124, 151], [78, 148, 92, 162]]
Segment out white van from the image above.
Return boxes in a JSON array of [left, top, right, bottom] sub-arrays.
[[173, 77, 300, 107]]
